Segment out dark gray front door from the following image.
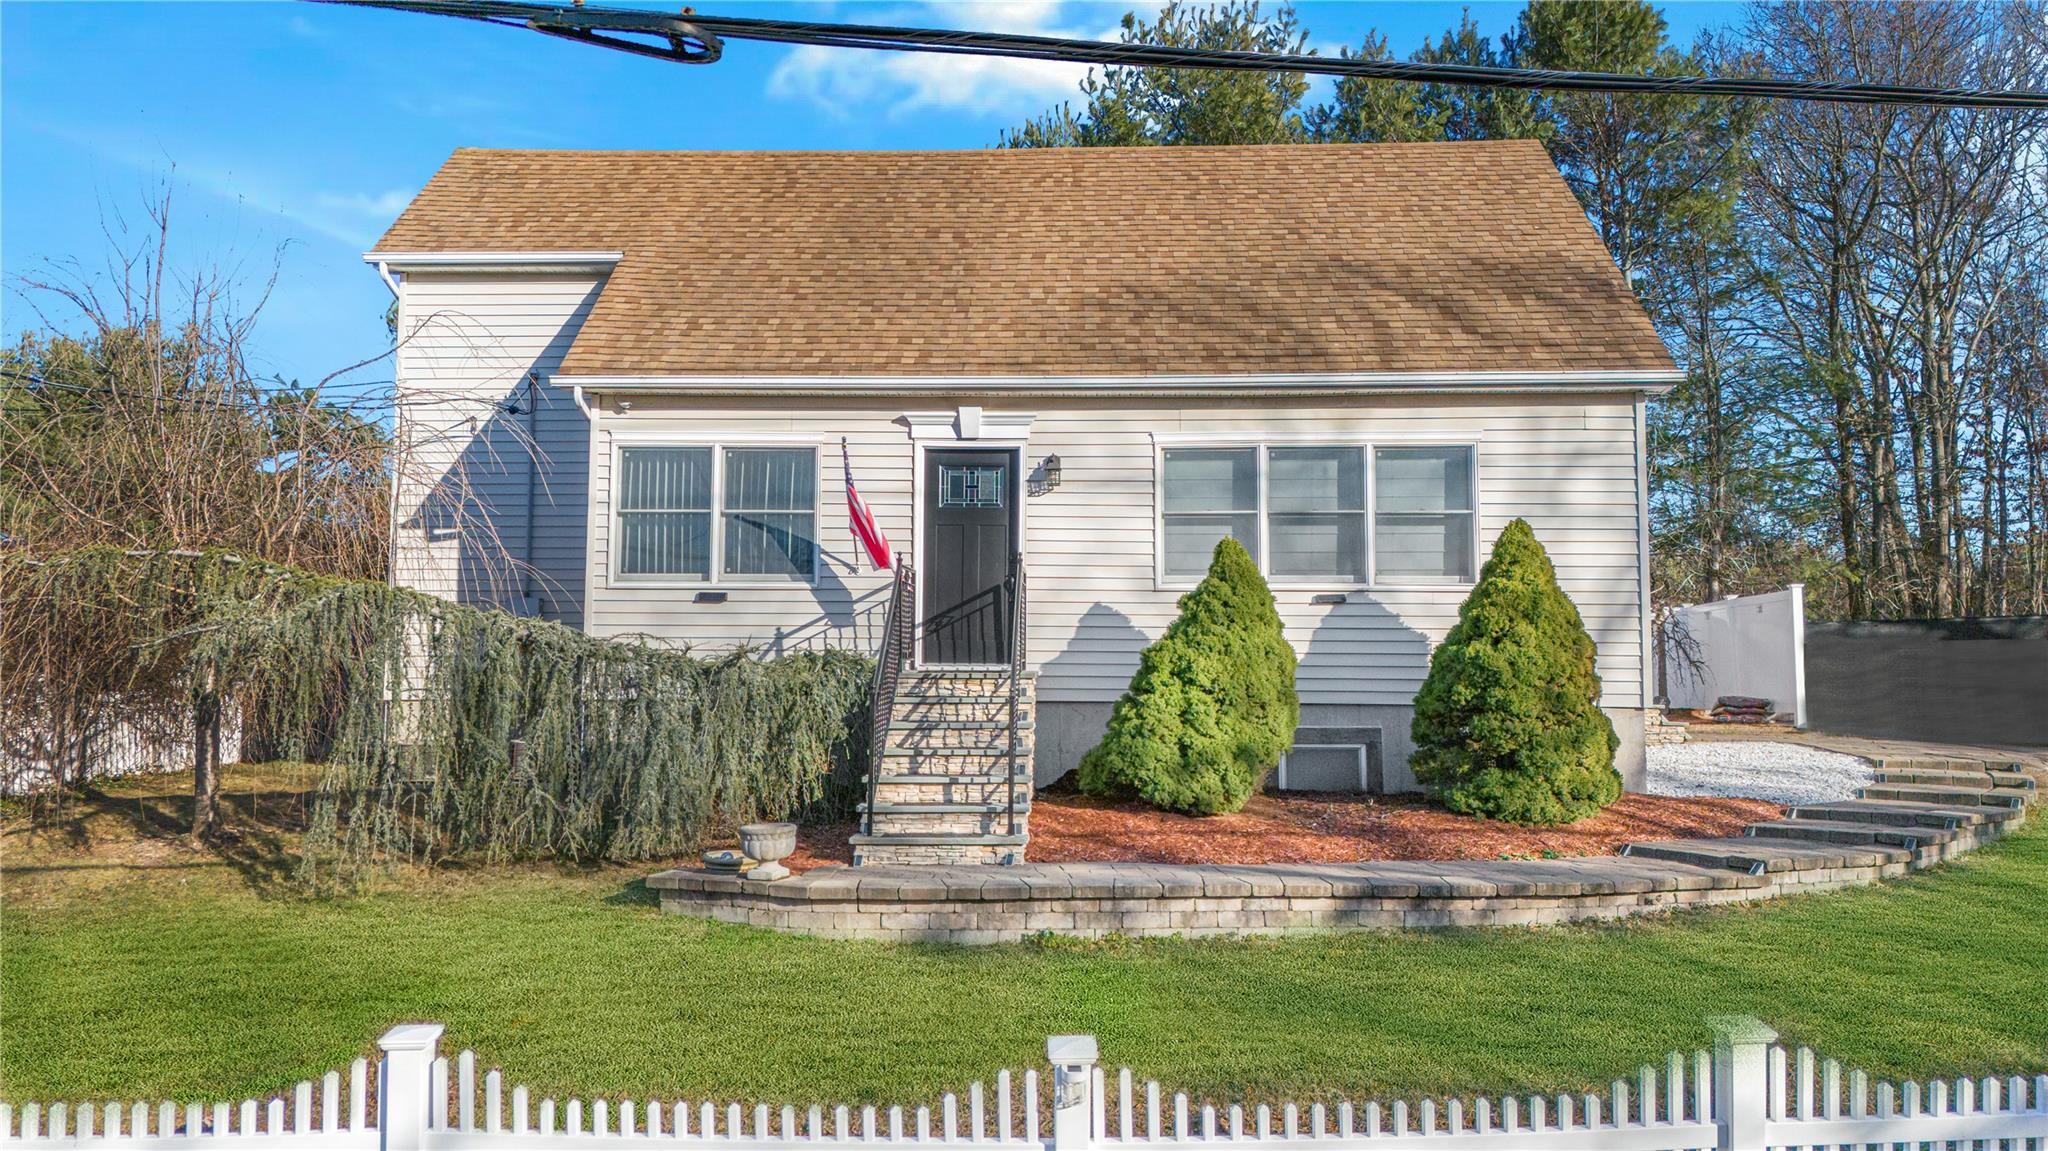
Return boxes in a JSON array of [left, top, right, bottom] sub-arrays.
[[922, 448, 1017, 664]]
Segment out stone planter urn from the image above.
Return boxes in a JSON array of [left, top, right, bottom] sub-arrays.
[[739, 822, 798, 881]]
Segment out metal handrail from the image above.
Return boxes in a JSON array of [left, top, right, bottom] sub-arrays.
[[1004, 553, 1027, 838], [863, 558, 914, 838]]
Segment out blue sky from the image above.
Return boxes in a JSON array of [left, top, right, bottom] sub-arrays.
[[2, 1, 1738, 393]]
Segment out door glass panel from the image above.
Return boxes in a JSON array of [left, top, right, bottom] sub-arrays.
[[940, 465, 1004, 508]]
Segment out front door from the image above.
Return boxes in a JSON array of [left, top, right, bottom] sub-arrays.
[[922, 448, 1017, 665]]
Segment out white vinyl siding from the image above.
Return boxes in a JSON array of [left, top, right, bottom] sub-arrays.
[[583, 392, 1650, 711], [390, 272, 602, 627]]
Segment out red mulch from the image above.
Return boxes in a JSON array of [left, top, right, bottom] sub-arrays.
[[783, 791, 1779, 871]]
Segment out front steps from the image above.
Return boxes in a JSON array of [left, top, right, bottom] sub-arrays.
[[1625, 758, 2037, 877], [851, 669, 1034, 866]]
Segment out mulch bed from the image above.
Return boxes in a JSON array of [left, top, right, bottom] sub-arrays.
[[785, 791, 1779, 871]]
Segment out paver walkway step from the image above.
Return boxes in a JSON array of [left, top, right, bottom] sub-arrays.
[[1859, 783, 2029, 808], [1622, 836, 1906, 875], [1745, 819, 1957, 850], [1872, 767, 2036, 790], [1784, 799, 2017, 830]]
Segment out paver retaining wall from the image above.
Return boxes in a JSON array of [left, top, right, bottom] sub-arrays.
[[648, 814, 2010, 943]]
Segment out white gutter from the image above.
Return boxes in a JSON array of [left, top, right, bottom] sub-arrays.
[[362, 251, 624, 272], [547, 369, 1684, 396], [371, 260, 401, 298]]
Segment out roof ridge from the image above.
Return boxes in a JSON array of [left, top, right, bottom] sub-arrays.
[[444, 140, 1549, 160]]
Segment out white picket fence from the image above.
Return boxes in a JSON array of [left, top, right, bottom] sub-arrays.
[[4, 1018, 2044, 1151]]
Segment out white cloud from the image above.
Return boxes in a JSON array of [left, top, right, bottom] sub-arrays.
[[767, 2, 1114, 119], [310, 189, 417, 235], [16, 118, 414, 250]]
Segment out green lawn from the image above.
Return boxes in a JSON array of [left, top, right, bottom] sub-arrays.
[[4, 768, 2047, 1109]]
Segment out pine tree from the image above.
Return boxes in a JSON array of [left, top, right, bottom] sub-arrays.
[[1411, 519, 1621, 824], [1002, 1, 1310, 148], [1078, 538, 1298, 815]]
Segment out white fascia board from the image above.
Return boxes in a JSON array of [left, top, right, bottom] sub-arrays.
[[363, 251, 624, 272], [549, 368, 1683, 396]]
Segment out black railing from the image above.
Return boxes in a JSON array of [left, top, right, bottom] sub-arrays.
[[863, 558, 915, 838], [1003, 553, 1027, 838]]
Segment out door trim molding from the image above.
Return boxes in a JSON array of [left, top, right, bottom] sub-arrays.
[[912, 440, 1026, 669]]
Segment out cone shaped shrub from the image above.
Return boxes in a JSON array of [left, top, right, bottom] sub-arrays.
[[1410, 518, 1620, 825], [1078, 537, 1298, 815]]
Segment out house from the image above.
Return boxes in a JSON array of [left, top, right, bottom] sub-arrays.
[[369, 141, 1678, 864]]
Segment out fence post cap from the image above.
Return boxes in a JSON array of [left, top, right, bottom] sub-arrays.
[[1706, 1015, 1778, 1046], [1046, 1035, 1099, 1066], [377, 1023, 446, 1054]]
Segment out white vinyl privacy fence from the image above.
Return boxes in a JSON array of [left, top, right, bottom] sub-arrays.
[[1662, 587, 1807, 727], [5, 1018, 2044, 1151]]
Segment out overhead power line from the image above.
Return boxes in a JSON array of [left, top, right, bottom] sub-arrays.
[[324, 0, 2048, 110]]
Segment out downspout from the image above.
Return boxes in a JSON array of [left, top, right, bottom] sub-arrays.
[[375, 261, 403, 589], [572, 383, 600, 634], [521, 370, 541, 616]]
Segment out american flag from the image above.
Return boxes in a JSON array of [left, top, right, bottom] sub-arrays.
[[842, 438, 892, 571]]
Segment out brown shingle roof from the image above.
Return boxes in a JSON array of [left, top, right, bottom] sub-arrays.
[[374, 142, 1675, 378]]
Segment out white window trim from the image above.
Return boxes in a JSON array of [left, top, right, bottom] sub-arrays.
[[1149, 434, 1482, 593], [607, 436, 826, 590]]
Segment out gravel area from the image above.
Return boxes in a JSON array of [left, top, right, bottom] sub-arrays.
[[1647, 741, 1875, 806]]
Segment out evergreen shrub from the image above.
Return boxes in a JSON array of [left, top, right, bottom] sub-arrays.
[[1410, 518, 1621, 824], [1077, 537, 1298, 814]]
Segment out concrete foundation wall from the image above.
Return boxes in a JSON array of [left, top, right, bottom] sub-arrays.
[[1037, 701, 1650, 795]]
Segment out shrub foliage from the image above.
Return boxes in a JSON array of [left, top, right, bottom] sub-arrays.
[[1078, 538, 1298, 814], [0, 549, 871, 881], [1410, 519, 1620, 824]]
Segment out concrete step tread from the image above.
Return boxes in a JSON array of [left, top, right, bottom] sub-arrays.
[[873, 773, 1034, 785], [1624, 836, 1907, 873], [1873, 768, 2037, 790], [882, 745, 1033, 758], [848, 833, 1030, 847], [889, 719, 1036, 731], [1880, 758, 2026, 773], [906, 669, 1037, 682], [1860, 783, 2029, 808], [894, 692, 1034, 704], [1746, 819, 1956, 847], [861, 801, 1033, 815], [1786, 799, 2016, 829]]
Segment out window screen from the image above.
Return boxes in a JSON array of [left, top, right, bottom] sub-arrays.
[[1374, 446, 1475, 583], [1268, 446, 1366, 581], [1162, 448, 1258, 577], [617, 447, 712, 578], [722, 448, 817, 580]]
